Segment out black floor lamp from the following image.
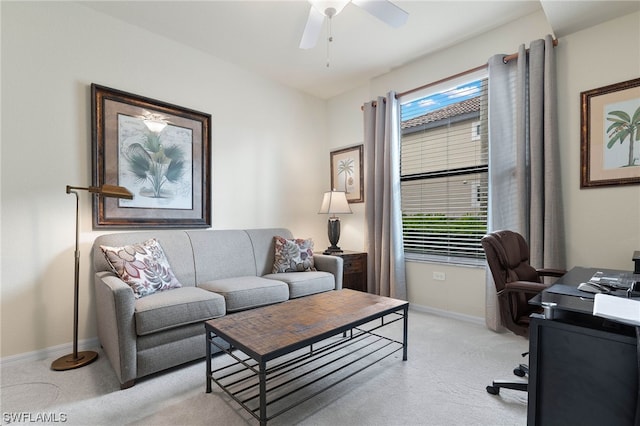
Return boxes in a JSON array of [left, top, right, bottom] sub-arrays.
[[318, 190, 352, 254], [51, 184, 133, 371]]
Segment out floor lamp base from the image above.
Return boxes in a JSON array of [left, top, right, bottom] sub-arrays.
[[51, 350, 98, 371]]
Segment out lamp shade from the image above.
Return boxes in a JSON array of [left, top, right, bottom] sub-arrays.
[[318, 190, 352, 216], [66, 184, 133, 200], [94, 184, 133, 199]]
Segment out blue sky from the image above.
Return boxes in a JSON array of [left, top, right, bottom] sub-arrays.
[[401, 79, 483, 121]]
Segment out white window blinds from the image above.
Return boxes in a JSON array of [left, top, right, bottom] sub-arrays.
[[400, 76, 488, 263]]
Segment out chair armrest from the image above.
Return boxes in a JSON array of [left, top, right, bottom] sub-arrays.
[[94, 271, 137, 386], [503, 280, 549, 293], [537, 268, 567, 278], [313, 254, 344, 290]]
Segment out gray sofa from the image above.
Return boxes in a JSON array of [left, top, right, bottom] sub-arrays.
[[92, 228, 343, 389]]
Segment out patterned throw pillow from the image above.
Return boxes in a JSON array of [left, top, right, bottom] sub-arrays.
[[100, 238, 182, 299], [272, 236, 316, 273]]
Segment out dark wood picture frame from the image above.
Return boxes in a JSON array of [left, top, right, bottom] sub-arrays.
[[580, 78, 640, 188], [92, 84, 211, 228], [330, 144, 364, 203]]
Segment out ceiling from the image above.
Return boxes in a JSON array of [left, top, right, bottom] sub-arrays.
[[81, 1, 639, 100]]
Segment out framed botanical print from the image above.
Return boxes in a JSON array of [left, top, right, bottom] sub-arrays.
[[580, 78, 640, 188], [330, 144, 364, 203], [92, 84, 212, 227]]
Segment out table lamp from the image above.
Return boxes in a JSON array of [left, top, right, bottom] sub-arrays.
[[318, 190, 352, 254], [51, 184, 133, 371]]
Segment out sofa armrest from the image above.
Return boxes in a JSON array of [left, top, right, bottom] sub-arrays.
[[94, 271, 137, 386], [314, 254, 344, 290]]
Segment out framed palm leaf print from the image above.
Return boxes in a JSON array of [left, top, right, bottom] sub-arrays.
[[581, 78, 640, 188], [92, 84, 211, 227], [330, 144, 364, 203]]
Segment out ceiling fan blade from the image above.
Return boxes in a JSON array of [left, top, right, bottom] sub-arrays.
[[352, 0, 409, 28], [299, 6, 326, 49]]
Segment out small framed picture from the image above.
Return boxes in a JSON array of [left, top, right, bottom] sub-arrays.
[[92, 84, 212, 227], [580, 78, 640, 188], [330, 145, 364, 203]]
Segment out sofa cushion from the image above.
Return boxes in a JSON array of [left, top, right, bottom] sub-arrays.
[[100, 238, 182, 299], [245, 228, 293, 276], [272, 236, 316, 273], [198, 276, 289, 312], [263, 271, 335, 298], [134, 287, 225, 336], [187, 230, 257, 281]]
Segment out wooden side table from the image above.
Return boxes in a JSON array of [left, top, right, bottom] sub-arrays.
[[333, 251, 368, 292]]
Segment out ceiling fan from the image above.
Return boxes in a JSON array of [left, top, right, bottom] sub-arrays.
[[299, 0, 409, 49]]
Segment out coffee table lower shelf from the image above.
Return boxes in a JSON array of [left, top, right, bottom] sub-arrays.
[[205, 310, 407, 425]]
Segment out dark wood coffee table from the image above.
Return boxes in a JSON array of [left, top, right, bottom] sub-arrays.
[[205, 289, 408, 425]]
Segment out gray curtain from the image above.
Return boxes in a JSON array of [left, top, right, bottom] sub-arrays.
[[362, 92, 407, 299], [485, 35, 566, 330]]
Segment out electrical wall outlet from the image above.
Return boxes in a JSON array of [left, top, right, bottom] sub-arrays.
[[433, 271, 446, 281]]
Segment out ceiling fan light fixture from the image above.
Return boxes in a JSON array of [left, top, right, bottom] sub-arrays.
[[309, 0, 350, 17], [299, 0, 409, 51]]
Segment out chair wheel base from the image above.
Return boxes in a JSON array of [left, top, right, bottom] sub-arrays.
[[514, 367, 526, 377], [486, 385, 500, 395], [486, 379, 528, 395]]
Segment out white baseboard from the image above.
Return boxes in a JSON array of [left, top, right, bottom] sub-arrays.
[[409, 303, 485, 326], [0, 337, 100, 366]]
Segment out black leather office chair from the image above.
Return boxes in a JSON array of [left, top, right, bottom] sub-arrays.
[[481, 230, 565, 395]]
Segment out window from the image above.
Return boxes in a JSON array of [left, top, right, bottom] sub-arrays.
[[399, 75, 488, 264]]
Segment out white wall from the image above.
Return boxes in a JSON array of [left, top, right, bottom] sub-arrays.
[[558, 12, 640, 270], [328, 10, 640, 319], [1, 2, 328, 358]]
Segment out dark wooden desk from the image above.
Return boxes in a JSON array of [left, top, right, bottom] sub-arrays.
[[532, 266, 638, 316], [528, 267, 639, 426]]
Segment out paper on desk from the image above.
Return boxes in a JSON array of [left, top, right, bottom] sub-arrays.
[[593, 294, 640, 326]]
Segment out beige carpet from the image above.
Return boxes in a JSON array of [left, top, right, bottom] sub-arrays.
[[1, 310, 528, 425]]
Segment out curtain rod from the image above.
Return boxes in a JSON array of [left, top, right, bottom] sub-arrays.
[[363, 38, 559, 106], [502, 38, 558, 64], [397, 64, 487, 99], [363, 64, 482, 109], [362, 62, 485, 110]]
